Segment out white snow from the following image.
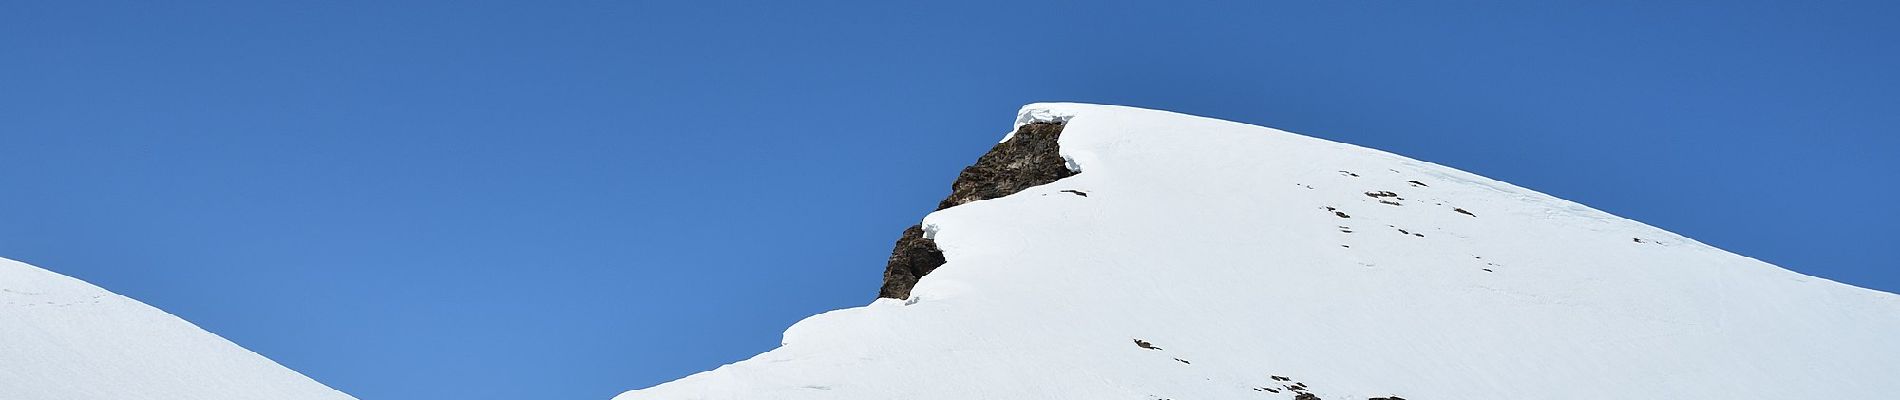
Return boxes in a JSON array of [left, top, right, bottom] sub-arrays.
[[0, 257, 356, 400], [617, 103, 1900, 399], [1002, 104, 1077, 142]]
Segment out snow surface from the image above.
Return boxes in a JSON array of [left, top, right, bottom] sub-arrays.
[[618, 103, 1900, 400], [0, 257, 356, 400]]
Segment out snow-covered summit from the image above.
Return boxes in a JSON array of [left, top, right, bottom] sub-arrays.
[[619, 103, 1900, 399], [0, 257, 356, 400]]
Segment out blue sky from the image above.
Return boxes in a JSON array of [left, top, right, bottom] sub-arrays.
[[3, 1, 1895, 399]]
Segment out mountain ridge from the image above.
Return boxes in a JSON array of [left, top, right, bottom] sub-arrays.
[[618, 103, 1900, 399], [0, 256, 357, 400]]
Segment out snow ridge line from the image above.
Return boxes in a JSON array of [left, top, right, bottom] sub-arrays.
[[877, 108, 1081, 299]]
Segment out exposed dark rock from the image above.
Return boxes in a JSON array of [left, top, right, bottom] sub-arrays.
[[878, 225, 947, 299], [877, 122, 1074, 299], [1294, 393, 1322, 400], [1134, 339, 1162, 350], [1454, 207, 1476, 217], [935, 122, 1075, 210], [1407, 180, 1428, 187], [1061, 189, 1089, 197]]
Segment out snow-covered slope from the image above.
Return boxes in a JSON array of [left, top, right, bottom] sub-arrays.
[[0, 257, 356, 400], [619, 103, 1900, 400]]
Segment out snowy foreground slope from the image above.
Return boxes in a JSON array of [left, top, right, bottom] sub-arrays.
[[620, 103, 1900, 400], [0, 257, 355, 400]]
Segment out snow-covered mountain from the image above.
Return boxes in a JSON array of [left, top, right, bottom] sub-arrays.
[[0, 257, 355, 400], [618, 103, 1900, 399]]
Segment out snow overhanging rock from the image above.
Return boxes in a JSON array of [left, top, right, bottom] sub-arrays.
[[878, 121, 1075, 299], [620, 103, 1900, 400]]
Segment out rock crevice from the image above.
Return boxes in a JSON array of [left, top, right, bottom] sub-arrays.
[[878, 122, 1074, 299]]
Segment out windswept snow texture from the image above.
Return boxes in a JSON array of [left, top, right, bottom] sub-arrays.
[[620, 103, 1900, 400], [0, 257, 356, 400]]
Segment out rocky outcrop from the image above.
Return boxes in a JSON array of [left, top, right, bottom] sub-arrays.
[[878, 225, 946, 299], [933, 122, 1075, 210], [877, 122, 1074, 299]]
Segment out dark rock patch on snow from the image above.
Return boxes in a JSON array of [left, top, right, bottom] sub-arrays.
[[878, 122, 1075, 299], [935, 122, 1075, 210], [878, 225, 947, 299]]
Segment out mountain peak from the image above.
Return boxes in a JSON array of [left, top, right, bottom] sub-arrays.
[[620, 104, 1900, 400]]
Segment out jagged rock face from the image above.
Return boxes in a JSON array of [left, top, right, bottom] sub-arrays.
[[934, 122, 1074, 210], [878, 122, 1072, 299], [877, 225, 945, 299]]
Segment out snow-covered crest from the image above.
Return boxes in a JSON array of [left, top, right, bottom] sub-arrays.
[[619, 103, 1900, 400], [1002, 103, 1077, 142], [0, 257, 357, 400]]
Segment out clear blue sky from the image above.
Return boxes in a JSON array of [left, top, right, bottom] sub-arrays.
[[3, 1, 1895, 399]]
